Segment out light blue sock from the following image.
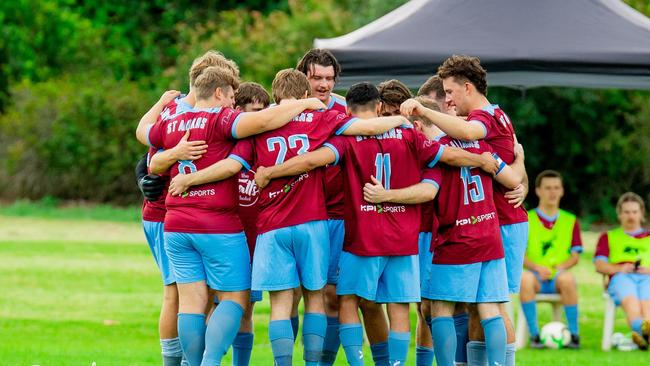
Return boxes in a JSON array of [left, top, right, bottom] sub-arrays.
[[303, 313, 327, 365], [180, 359, 189, 366], [370, 341, 389, 365], [291, 316, 300, 341], [453, 312, 469, 364], [431, 317, 456, 366], [481, 316, 506, 366], [388, 331, 410, 365], [466, 341, 486, 366], [520, 301, 539, 337], [339, 323, 364, 366], [232, 332, 254, 366], [269, 320, 294, 366], [177, 313, 206, 366], [202, 300, 244, 366], [632, 318, 643, 333], [320, 316, 340, 365], [416, 345, 434, 366], [564, 305, 579, 336], [161, 337, 183, 366], [505, 343, 515, 366]]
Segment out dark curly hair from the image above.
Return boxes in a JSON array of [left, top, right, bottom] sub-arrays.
[[296, 49, 341, 81], [378, 79, 412, 107], [437, 55, 488, 96]]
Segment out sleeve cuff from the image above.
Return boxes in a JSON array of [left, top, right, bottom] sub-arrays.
[[228, 154, 251, 171], [427, 145, 445, 168], [469, 120, 488, 139], [145, 124, 155, 148], [323, 143, 340, 165], [593, 255, 609, 263], [335, 117, 359, 135], [421, 179, 440, 189], [570, 246, 583, 254], [231, 112, 247, 139]]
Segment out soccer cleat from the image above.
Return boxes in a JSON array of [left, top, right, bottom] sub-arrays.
[[529, 335, 545, 349], [631, 331, 648, 351], [566, 334, 580, 349], [642, 320, 650, 343]]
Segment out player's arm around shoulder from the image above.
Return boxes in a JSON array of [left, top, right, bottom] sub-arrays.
[[339, 115, 409, 136], [401, 98, 486, 141], [149, 130, 208, 174], [168, 157, 245, 196], [233, 98, 326, 138], [363, 176, 439, 205], [255, 146, 336, 189], [135, 90, 180, 145]]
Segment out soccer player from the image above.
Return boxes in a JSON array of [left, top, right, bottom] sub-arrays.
[[378, 79, 412, 116], [136, 66, 326, 366], [254, 82, 500, 365], [521, 170, 582, 349], [594, 192, 650, 350], [401, 55, 528, 364], [417, 75, 456, 116], [296, 49, 347, 364]]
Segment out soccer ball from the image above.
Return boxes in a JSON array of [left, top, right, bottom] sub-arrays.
[[540, 321, 571, 349]]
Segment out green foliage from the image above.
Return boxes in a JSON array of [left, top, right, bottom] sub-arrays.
[[0, 74, 153, 204]]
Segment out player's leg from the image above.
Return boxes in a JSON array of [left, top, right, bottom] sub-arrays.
[[430, 301, 457, 366], [453, 303, 469, 365], [519, 270, 543, 347], [232, 299, 256, 366], [293, 221, 330, 366], [339, 295, 364, 366], [321, 218, 345, 365], [165, 232, 208, 366], [637, 274, 650, 342], [199, 232, 250, 365], [476, 259, 510, 366], [251, 226, 300, 365], [291, 287, 302, 340], [416, 232, 434, 366], [378, 255, 420, 365], [555, 270, 580, 347]]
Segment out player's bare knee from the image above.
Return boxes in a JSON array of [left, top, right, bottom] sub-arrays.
[[431, 300, 455, 317], [420, 300, 432, 319], [477, 302, 500, 319]]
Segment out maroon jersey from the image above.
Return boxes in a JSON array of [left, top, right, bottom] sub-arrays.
[[324, 96, 348, 219], [467, 105, 527, 226], [326, 127, 445, 256], [253, 109, 358, 233], [141, 96, 192, 223], [425, 135, 504, 264], [147, 107, 252, 234], [238, 169, 259, 260]]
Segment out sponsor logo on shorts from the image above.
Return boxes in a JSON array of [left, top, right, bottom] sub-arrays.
[[455, 211, 496, 226]]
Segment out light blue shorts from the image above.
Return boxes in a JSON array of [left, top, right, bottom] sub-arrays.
[[500, 222, 529, 294], [418, 232, 433, 294], [608, 273, 650, 305], [252, 220, 329, 291], [327, 219, 345, 285], [164, 231, 251, 291], [337, 251, 420, 303], [531, 270, 560, 294], [427, 258, 509, 303], [214, 290, 262, 304], [142, 220, 175, 285]]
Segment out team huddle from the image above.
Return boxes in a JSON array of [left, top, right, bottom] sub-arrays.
[[134, 49, 531, 366]]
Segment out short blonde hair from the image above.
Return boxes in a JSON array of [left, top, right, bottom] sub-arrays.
[[409, 96, 439, 126], [193, 66, 240, 100], [189, 50, 240, 87], [272, 69, 311, 104], [616, 192, 646, 222]]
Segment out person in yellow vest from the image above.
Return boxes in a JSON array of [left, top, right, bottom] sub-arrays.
[[520, 170, 582, 349], [594, 192, 650, 350]]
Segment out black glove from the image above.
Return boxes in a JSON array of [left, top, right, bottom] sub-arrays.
[[135, 154, 165, 201]]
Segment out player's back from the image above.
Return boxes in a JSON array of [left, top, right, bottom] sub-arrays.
[[430, 135, 503, 264], [253, 108, 355, 233], [329, 127, 437, 256], [148, 107, 243, 233]]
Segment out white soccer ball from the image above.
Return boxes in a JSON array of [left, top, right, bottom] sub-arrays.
[[540, 321, 571, 349]]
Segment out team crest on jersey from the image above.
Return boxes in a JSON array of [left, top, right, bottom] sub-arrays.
[[238, 173, 259, 207]]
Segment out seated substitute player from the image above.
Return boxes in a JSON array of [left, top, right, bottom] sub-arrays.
[[402, 55, 528, 364], [254, 82, 500, 365], [520, 170, 582, 349], [135, 67, 327, 366], [164, 70, 412, 366], [594, 192, 650, 350], [296, 49, 347, 363], [365, 133, 524, 366]]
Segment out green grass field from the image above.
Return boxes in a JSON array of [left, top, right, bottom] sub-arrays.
[[0, 210, 648, 365]]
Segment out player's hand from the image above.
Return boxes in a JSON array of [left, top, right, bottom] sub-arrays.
[[479, 152, 499, 175], [255, 166, 271, 189], [302, 97, 327, 111], [636, 266, 650, 275], [170, 130, 208, 161], [400, 98, 423, 117], [536, 266, 553, 281], [168, 174, 192, 196], [158, 90, 181, 106], [505, 184, 526, 208], [138, 174, 165, 201], [618, 262, 636, 273], [363, 175, 389, 203]]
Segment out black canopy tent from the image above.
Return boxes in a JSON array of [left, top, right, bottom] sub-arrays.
[[314, 0, 650, 90]]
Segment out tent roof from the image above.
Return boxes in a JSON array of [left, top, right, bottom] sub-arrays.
[[315, 0, 650, 89]]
